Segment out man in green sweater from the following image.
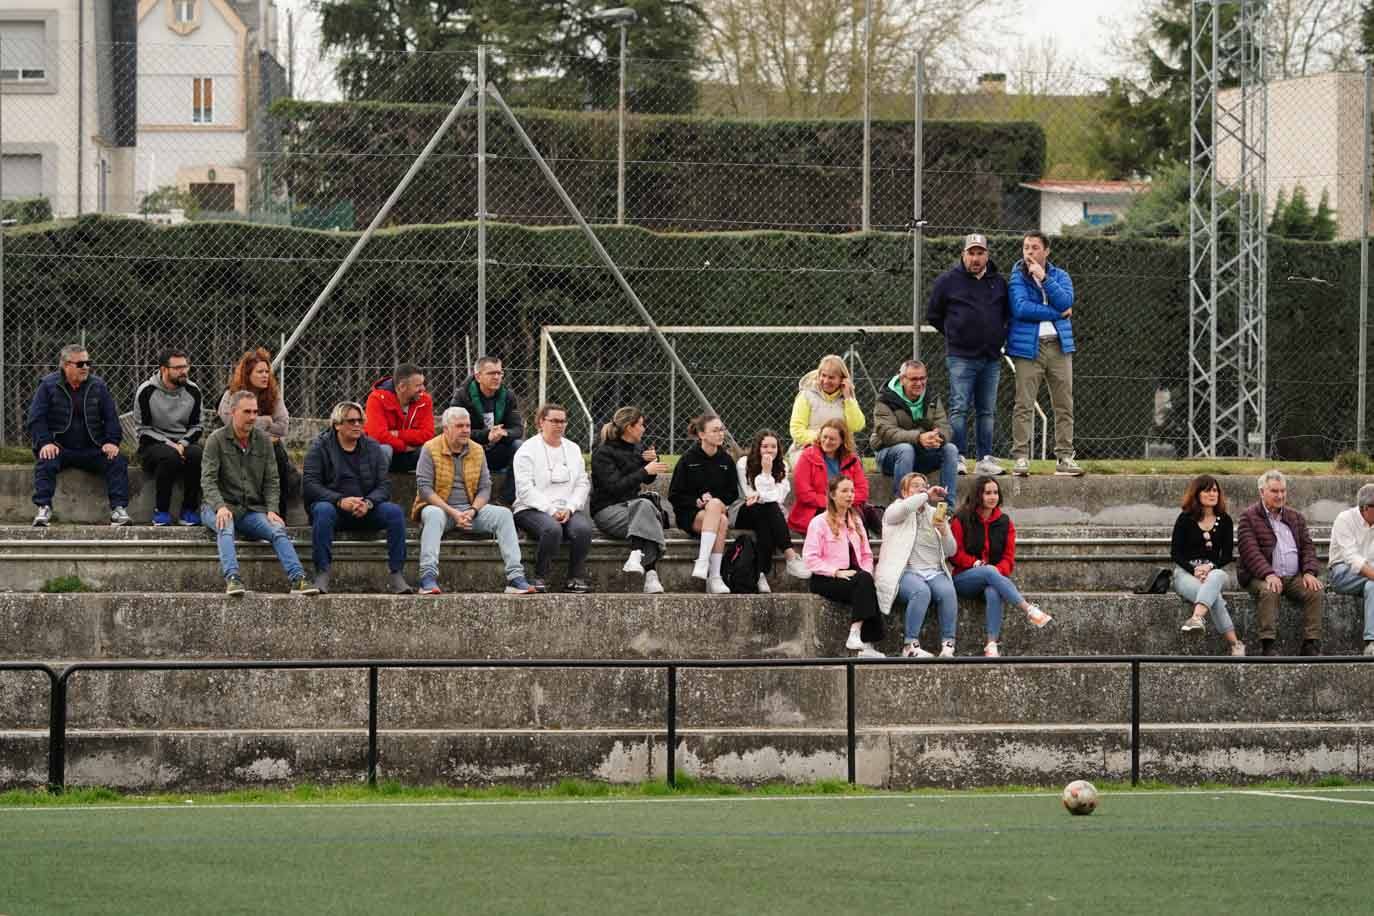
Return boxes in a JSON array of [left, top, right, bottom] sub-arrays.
[[871, 359, 960, 502], [201, 390, 318, 596]]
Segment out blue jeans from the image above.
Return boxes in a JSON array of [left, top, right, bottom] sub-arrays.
[[1326, 563, 1374, 641], [33, 447, 130, 508], [897, 570, 958, 642], [310, 501, 407, 574], [952, 565, 1026, 640], [876, 441, 961, 502], [202, 507, 305, 582], [945, 355, 1001, 459], [418, 504, 526, 583], [1171, 566, 1236, 635]]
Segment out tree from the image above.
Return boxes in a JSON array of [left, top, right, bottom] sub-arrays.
[[1268, 187, 1289, 235], [1363, 0, 1374, 57], [1267, 0, 1363, 77], [697, 0, 1020, 117], [1276, 184, 1316, 238], [1116, 162, 1190, 238], [1311, 188, 1338, 241], [314, 0, 702, 112]]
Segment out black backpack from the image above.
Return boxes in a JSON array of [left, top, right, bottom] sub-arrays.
[[722, 535, 758, 594]]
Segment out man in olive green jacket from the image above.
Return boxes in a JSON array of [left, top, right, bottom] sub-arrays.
[[870, 359, 960, 502], [201, 390, 318, 596]]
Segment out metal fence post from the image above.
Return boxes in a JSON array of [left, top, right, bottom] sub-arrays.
[[666, 665, 677, 788], [1130, 660, 1141, 786], [477, 46, 487, 357], [48, 669, 68, 794], [845, 662, 857, 785], [367, 666, 379, 787], [1360, 62, 1371, 454], [860, 0, 872, 233], [911, 54, 925, 362]]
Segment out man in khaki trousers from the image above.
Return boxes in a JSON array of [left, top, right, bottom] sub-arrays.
[[1006, 231, 1082, 477]]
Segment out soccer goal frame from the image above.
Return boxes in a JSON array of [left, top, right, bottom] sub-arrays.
[[538, 324, 1048, 458]]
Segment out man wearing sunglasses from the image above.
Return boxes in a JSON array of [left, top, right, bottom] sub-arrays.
[[27, 343, 130, 527], [302, 401, 413, 595]]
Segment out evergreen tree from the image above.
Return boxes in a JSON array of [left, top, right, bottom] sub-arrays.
[[1268, 187, 1289, 236], [1312, 189, 1338, 242], [1281, 185, 1316, 239]]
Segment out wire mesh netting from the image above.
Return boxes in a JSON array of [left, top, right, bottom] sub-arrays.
[[0, 34, 1370, 460]]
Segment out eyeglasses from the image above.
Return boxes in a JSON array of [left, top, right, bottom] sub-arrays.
[[341, 417, 364, 425], [544, 417, 568, 425], [67, 360, 92, 368], [166, 363, 189, 371], [905, 376, 928, 384]]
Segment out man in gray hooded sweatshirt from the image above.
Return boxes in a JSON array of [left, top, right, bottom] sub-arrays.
[[134, 347, 204, 526]]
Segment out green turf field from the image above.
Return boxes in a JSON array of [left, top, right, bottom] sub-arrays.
[[3, 788, 1372, 914]]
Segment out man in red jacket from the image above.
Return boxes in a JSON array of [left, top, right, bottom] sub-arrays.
[[1236, 469, 1325, 656], [364, 364, 434, 473]]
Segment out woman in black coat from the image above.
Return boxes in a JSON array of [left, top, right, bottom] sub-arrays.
[[591, 406, 671, 594]]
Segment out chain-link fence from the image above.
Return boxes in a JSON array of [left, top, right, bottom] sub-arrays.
[[1, 31, 1371, 461]]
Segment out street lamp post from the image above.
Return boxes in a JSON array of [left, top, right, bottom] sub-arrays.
[[591, 7, 638, 226]]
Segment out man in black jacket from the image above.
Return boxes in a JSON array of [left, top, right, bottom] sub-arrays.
[[925, 233, 1009, 477], [27, 343, 130, 527], [303, 401, 412, 594], [449, 356, 523, 504]]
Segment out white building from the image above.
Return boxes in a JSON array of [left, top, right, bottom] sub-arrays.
[[0, 0, 282, 218], [1218, 70, 1368, 241], [1018, 180, 1148, 235]]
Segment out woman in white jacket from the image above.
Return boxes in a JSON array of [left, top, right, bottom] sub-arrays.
[[874, 472, 959, 658], [512, 403, 593, 593], [732, 430, 811, 592]]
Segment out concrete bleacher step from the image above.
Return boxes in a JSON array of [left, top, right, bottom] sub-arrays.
[[2, 592, 1368, 661], [1, 722, 1369, 792], [0, 524, 1337, 594], [0, 466, 1360, 527]]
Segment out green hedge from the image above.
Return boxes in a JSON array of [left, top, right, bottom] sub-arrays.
[[268, 99, 1045, 233], [0, 218, 1361, 459]]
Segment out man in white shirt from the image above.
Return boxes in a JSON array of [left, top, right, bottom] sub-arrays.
[[1325, 483, 1374, 656]]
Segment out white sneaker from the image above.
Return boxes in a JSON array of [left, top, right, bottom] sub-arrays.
[[975, 456, 1004, 476], [845, 630, 867, 651], [756, 573, 771, 593], [785, 555, 811, 579], [939, 640, 956, 658], [32, 505, 52, 527], [691, 559, 709, 581], [902, 641, 933, 659], [643, 570, 664, 594], [956, 456, 970, 476], [984, 641, 1000, 657], [1229, 642, 1247, 656], [623, 549, 644, 574], [1054, 456, 1086, 477], [706, 575, 730, 594], [1026, 604, 1052, 628], [856, 645, 885, 658], [1012, 457, 1030, 477]]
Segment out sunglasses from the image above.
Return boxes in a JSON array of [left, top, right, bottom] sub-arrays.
[[341, 417, 364, 425], [67, 360, 92, 368]]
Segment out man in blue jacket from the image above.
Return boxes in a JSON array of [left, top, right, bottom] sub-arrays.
[[303, 400, 413, 594], [925, 233, 1008, 476], [27, 344, 130, 527], [1007, 231, 1082, 477]]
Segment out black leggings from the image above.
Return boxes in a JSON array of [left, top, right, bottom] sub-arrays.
[[809, 569, 883, 644], [735, 502, 793, 576]]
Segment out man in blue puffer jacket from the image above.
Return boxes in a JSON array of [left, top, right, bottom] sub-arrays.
[[1007, 231, 1081, 477], [27, 343, 130, 526]]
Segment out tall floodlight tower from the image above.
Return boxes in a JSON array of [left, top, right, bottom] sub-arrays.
[[1188, 0, 1268, 457]]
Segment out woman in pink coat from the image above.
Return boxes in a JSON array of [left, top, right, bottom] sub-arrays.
[[803, 475, 883, 657]]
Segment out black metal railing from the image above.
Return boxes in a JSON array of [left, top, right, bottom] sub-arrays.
[[3, 654, 1372, 793]]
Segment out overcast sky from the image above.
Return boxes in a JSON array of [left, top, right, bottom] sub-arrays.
[[979, 0, 1149, 78]]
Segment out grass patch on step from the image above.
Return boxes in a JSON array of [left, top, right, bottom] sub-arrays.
[[39, 575, 92, 593]]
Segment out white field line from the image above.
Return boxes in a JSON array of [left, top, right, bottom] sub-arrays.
[[3, 786, 1374, 816], [1240, 789, 1374, 807]]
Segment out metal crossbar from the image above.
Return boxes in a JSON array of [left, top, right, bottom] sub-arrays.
[[5, 654, 1373, 795]]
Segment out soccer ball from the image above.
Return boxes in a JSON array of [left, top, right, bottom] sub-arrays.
[[1061, 780, 1098, 816]]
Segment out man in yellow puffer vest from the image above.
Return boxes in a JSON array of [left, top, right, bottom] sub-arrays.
[[413, 406, 536, 595]]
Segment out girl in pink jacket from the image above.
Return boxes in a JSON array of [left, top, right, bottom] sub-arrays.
[[804, 475, 883, 657]]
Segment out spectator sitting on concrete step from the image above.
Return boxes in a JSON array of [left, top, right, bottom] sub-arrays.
[[513, 403, 594, 594], [201, 390, 318, 597], [365, 363, 434, 474], [135, 347, 204, 527], [1236, 469, 1324, 656], [217, 347, 295, 517], [804, 475, 883, 658], [590, 405, 671, 595], [668, 412, 738, 595], [1324, 482, 1374, 657], [303, 401, 412, 595], [1170, 475, 1243, 656], [28, 343, 130, 527], [732, 429, 811, 592], [870, 358, 960, 503], [412, 406, 535, 596], [787, 354, 866, 463], [788, 419, 869, 535], [449, 355, 523, 504]]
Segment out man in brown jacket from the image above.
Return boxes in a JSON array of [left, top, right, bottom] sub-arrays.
[[1236, 469, 1324, 656], [871, 359, 960, 502]]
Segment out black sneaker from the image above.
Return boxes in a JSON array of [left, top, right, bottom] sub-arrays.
[[1300, 639, 1321, 657], [564, 577, 593, 594], [225, 575, 246, 597], [1261, 639, 1279, 657], [289, 578, 321, 597], [529, 578, 548, 593]]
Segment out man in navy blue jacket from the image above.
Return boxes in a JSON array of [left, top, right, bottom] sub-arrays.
[[27, 344, 130, 526], [925, 233, 1008, 476]]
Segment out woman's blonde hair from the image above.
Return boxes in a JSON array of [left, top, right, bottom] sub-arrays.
[[600, 405, 645, 445]]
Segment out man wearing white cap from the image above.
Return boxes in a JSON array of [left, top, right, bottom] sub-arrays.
[[925, 233, 1009, 476]]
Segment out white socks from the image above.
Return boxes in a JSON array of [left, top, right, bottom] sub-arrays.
[[708, 553, 723, 578], [698, 531, 717, 566]]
